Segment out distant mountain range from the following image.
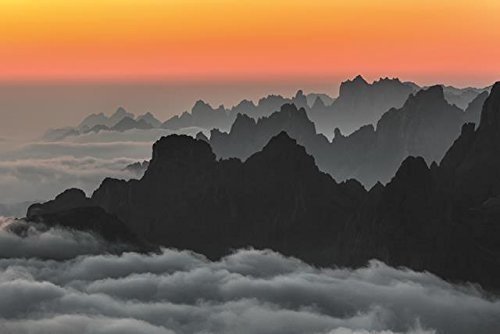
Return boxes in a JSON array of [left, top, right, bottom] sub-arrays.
[[27, 81, 500, 289], [42, 76, 490, 141], [43, 107, 163, 141], [164, 77, 489, 137]]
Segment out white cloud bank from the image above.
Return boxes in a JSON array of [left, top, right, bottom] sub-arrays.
[[0, 156, 138, 204], [0, 219, 498, 334], [0, 127, 206, 205]]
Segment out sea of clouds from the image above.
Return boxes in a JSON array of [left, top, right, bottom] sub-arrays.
[[0, 138, 149, 209], [0, 217, 499, 334], [0, 127, 206, 209]]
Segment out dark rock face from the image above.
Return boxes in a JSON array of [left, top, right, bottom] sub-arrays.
[[27, 188, 92, 218], [344, 83, 500, 288], [90, 132, 363, 259], [443, 83, 500, 206], [29, 206, 139, 244], [26, 189, 138, 244]]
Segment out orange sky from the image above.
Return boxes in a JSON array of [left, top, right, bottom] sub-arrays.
[[0, 0, 499, 86]]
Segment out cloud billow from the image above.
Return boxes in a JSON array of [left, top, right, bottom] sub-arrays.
[[0, 156, 138, 204], [0, 222, 499, 334]]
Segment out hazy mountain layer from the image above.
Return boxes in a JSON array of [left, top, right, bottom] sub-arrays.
[[208, 86, 468, 187], [43, 107, 163, 141], [41, 77, 488, 143]]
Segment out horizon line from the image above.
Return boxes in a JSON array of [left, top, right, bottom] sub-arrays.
[[0, 74, 495, 90]]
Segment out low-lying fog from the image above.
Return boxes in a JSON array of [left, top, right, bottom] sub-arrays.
[[0, 218, 498, 334], [0, 127, 203, 213]]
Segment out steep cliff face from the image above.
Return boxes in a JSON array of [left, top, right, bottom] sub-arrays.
[[353, 85, 465, 185], [90, 132, 364, 259], [436, 84, 500, 205], [464, 91, 489, 124], [376, 86, 463, 162], [345, 83, 500, 288]]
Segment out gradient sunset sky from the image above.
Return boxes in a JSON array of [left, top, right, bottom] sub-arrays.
[[1, 0, 499, 86]]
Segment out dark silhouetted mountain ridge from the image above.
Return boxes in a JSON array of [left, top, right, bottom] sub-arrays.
[[27, 81, 500, 290]]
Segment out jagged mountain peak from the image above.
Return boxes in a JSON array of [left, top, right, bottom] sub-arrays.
[[233, 99, 256, 109], [352, 74, 368, 84], [250, 131, 318, 170], [113, 106, 129, 116], [230, 113, 257, 131], [271, 103, 306, 117], [375, 77, 402, 84], [263, 131, 298, 149], [150, 134, 216, 169], [311, 96, 326, 109], [137, 112, 162, 127], [338, 75, 368, 92], [295, 89, 305, 98], [394, 156, 430, 180], [193, 99, 211, 109], [196, 131, 209, 142], [407, 85, 445, 104], [333, 127, 344, 139]]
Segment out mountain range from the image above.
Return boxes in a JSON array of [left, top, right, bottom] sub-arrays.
[[41, 76, 489, 141], [26, 82, 500, 290], [42, 108, 163, 141], [165, 76, 488, 136], [207, 85, 486, 186]]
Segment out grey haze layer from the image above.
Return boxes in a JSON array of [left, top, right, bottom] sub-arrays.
[[33, 76, 488, 143]]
